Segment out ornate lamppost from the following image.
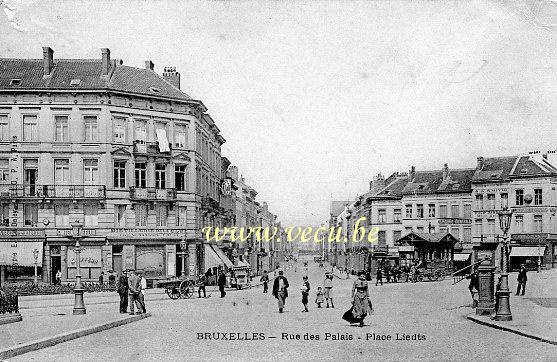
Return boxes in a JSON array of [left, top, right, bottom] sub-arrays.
[[494, 207, 513, 321], [33, 248, 39, 285], [180, 238, 188, 279], [71, 220, 86, 315]]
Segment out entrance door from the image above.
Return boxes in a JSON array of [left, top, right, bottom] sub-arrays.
[[176, 252, 185, 277], [112, 254, 123, 275], [51, 256, 61, 284], [24, 163, 37, 196]]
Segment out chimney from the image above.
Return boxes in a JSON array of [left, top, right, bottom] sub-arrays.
[[42, 47, 54, 77], [101, 48, 111, 76], [409, 166, 416, 181], [163, 67, 181, 89], [477, 157, 484, 170], [443, 163, 449, 181], [370, 173, 386, 194], [145, 60, 154, 71]]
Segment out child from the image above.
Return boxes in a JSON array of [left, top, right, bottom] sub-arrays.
[[301, 276, 310, 312], [315, 286, 324, 308]]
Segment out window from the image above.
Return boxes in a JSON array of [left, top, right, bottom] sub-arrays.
[[451, 204, 460, 218], [515, 215, 524, 232], [404, 226, 412, 233], [175, 125, 187, 148], [135, 121, 147, 143], [155, 164, 166, 189], [450, 227, 459, 239], [113, 160, 126, 188], [474, 219, 483, 236], [54, 159, 70, 185], [55, 204, 69, 227], [393, 209, 401, 223], [475, 194, 484, 210], [55, 115, 69, 142], [135, 163, 146, 188], [378, 209, 386, 223], [515, 189, 524, 206], [439, 227, 447, 234], [405, 204, 412, 218], [83, 160, 98, 185], [84, 204, 98, 227], [177, 206, 187, 226], [487, 194, 495, 209], [0, 115, 9, 141], [175, 165, 186, 191], [428, 204, 436, 218], [156, 205, 168, 227], [24, 204, 38, 226], [0, 159, 9, 184], [439, 205, 447, 218], [534, 215, 543, 232], [113, 118, 126, 143], [534, 189, 543, 205], [487, 219, 495, 235], [500, 193, 508, 209], [135, 204, 147, 227], [23, 115, 38, 141], [463, 204, 472, 218], [377, 231, 386, 246], [84, 116, 98, 141], [393, 230, 402, 242], [416, 204, 424, 218], [417, 226, 424, 232], [1, 203, 9, 226], [463, 227, 472, 244], [114, 205, 126, 227]]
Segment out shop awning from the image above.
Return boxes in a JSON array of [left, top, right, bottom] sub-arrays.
[[210, 244, 233, 268], [233, 260, 252, 269], [510, 246, 546, 257], [453, 253, 471, 262], [204, 244, 223, 271], [0, 241, 43, 267]]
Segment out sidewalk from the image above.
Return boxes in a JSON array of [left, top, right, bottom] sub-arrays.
[[467, 268, 557, 345]]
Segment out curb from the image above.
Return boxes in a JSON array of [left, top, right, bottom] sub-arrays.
[[0, 313, 151, 360], [466, 314, 557, 346]]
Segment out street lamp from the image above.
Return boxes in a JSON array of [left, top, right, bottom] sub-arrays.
[[494, 207, 513, 321], [180, 238, 188, 279], [71, 220, 86, 315], [537, 242, 541, 273], [33, 249, 39, 285]]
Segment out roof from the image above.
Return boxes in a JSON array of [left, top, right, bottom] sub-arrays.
[[0, 58, 192, 101], [374, 174, 409, 198], [473, 155, 557, 183], [397, 232, 457, 244], [472, 156, 516, 183], [401, 168, 475, 195], [330, 201, 350, 217]]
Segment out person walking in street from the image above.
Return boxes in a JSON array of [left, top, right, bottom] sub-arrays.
[[127, 269, 143, 315], [323, 272, 335, 308], [260, 270, 269, 293], [108, 270, 116, 287], [301, 275, 310, 312], [198, 273, 207, 298], [466, 269, 479, 308], [315, 286, 324, 308], [516, 264, 528, 296], [137, 270, 147, 313], [117, 270, 129, 314], [272, 269, 289, 313], [410, 264, 417, 283], [375, 267, 383, 286], [385, 265, 391, 283], [343, 271, 373, 327], [218, 270, 227, 298]]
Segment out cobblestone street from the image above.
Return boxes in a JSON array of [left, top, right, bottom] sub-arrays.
[[11, 259, 557, 361]]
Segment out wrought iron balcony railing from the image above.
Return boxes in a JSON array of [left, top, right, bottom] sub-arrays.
[[130, 187, 177, 201], [0, 184, 106, 199]]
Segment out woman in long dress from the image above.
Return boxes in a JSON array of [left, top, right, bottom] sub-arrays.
[[344, 271, 373, 327]]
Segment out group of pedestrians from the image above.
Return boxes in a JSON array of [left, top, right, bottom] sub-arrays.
[[117, 269, 147, 315]]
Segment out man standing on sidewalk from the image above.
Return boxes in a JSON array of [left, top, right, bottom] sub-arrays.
[[218, 270, 227, 298], [516, 264, 528, 296], [117, 270, 128, 314], [137, 270, 147, 313], [128, 269, 143, 315]]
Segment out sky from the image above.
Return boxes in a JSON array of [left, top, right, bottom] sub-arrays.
[[2, 0, 557, 226]]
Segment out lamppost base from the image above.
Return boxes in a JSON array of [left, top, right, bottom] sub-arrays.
[[73, 288, 86, 315], [493, 314, 512, 321]]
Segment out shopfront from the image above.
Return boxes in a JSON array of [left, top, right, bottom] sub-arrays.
[[0, 228, 45, 285], [510, 233, 557, 271]]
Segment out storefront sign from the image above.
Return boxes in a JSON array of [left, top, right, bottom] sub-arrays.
[[56, 229, 97, 237], [473, 210, 500, 216], [438, 218, 472, 225], [67, 247, 102, 268], [513, 207, 557, 214], [0, 240, 43, 267], [0, 229, 45, 238], [398, 246, 415, 252], [474, 186, 508, 194], [511, 233, 555, 245], [108, 229, 185, 239]]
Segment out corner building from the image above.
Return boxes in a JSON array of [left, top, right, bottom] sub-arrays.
[[0, 47, 226, 286]]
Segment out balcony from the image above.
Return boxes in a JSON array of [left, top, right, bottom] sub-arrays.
[[0, 184, 106, 199], [130, 187, 177, 201]]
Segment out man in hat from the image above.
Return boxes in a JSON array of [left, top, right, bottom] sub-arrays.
[[272, 269, 289, 313], [117, 270, 129, 314], [218, 270, 227, 298], [127, 269, 143, 314], [516, 264, 528, 296], [260, 270, 269, 293], [137, 269, 147, 313], [323, 272, 334, 308]]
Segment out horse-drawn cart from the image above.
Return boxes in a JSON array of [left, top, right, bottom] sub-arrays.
[[158, 277, 200, 300], [414, 260, 447, 282]]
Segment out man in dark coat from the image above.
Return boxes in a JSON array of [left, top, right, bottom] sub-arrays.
[[217, 270, 227, 298], [516, 264, 527, 296], [260, 270, 269, 293], [375, 267, 383, 286], [198, 274, 207, 298], [272, 269, 289, 313], [117, 270, 129, 314], [466, 269, 479, 308]]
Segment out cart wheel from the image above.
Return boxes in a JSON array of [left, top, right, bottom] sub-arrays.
[[416, 274, 424, 282], [180, 280, 194, 298], [435, 270, 446, 281], [427, 272, 437, 282], [166, 286, 181, 300]]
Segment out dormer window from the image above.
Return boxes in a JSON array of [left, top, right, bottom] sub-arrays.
[[149, 87, 160, 93], [70, 79, 81, 86], [9, 79, 21, 86]]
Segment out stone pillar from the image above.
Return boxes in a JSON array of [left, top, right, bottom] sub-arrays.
[[188, 243, 196, 276], [165, 244, 176, 277], [476, 264, 496, 316], [123, 245, 135, 271], [101, 245, 112, 274], [61, 245, 68, 280], [43, 245, 51, 283]]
